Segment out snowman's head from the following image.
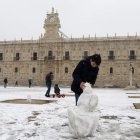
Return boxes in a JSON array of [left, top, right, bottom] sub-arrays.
[[83, 83, 92, 94]]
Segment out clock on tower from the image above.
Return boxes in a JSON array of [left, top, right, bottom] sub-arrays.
[[49, 16, 55, 22], [43, 8, 61, 40]]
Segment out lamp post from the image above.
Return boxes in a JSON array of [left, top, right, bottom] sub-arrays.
[[129, 63, 133, 87]]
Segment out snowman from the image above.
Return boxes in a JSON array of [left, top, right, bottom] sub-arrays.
[[68, 83, 99, 137]]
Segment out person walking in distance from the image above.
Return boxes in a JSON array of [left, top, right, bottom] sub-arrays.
[[28, 79, 32, 88], [71, 54, 101, 106], [45, 72, 53, 97], [15, 81, 18, 87], [3, 78, 8, 88]]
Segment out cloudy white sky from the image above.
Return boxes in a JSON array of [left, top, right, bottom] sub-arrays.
[[0, 0, 140, 40]]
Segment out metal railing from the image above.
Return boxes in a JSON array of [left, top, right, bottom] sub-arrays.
[[31, 57, 38, 61], [63, 56, 70, 60], [108, 56, 115, 60], [129, 55, 136, 60], [44, 56, 55, 60]]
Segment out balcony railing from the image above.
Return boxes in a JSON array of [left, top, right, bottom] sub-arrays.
[[129, 55, 136, 60], [31, 57, 38, 61], [108, 55, 115, 60], [82, 55, 88, 59], [44, 56, 55, 60], [0, 57, 3, 60], [14, 57, 20, 61], [63, 56, 70, 60]]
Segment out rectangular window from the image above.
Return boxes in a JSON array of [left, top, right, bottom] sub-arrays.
[[48, 51, 53, 57], [130, 50, 135, 56], [84, 51, 88, 56], [65, 67, 68, 73], [32, 67, 36, 73], [64, 51, 69, 60], [15, 67, 18, 73], [83, 51, 88, 59], [16, 53, 19, 58], [15, 53, 20, 60], [109, 51, 114, 56], [0, 53, 3, 60], [32, 52, 37, 60], [108, 51, 115, 60], [48, 51, 54, 60], [110, 67, 113, 74], [129, 50, 136, 59]]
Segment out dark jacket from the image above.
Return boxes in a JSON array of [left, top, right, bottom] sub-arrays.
[[71, 57, 99, 95], [45, 73, 53, 85], [4, 78, 8, 84], [28, 79, 32, 85], [54, 86, 60, 95]]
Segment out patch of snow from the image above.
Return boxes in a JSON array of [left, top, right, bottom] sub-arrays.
[[0, 86, 139, 139]]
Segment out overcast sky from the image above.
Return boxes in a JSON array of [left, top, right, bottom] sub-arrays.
[[0, 0, 140, 40]]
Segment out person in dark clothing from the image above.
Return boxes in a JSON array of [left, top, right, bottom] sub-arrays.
[[3, 78, 8, 88], [45, 72, 53, 97], [15, 81, 18, 86], [28, 79, 32, 88], [71, 54, 101, 106], [54, 84, 60, 95]]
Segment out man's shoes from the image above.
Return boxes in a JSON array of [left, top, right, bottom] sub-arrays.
[[45, 94, 50, 97]]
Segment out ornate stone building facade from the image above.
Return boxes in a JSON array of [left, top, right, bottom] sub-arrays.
[[0, 8, 139, 87]]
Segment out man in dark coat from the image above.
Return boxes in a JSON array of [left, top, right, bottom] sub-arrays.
[[28, 79, 32, 88], [3, 78, 8, 88], [71, 54, 101, 105], [45, 72, 53, 97]]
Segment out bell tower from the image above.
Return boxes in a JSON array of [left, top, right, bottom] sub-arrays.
[[43, 8, 61, 40]]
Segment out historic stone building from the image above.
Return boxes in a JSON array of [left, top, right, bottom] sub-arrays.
[[0, 8, 139, 87]]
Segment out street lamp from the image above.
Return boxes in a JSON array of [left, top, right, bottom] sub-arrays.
[[129, 63, 133, 87]]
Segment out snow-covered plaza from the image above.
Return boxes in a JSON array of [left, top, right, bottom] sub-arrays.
[[0, 86, 140, 140]]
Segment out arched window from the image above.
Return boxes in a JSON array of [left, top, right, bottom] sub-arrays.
[[32, 67, 36, 73], [65, 67, 68, 74], [110, 67, 113, 74]]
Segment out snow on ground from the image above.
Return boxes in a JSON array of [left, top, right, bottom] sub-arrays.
[[0, 86, 140, 140]]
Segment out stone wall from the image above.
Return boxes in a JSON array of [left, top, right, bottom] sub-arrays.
[[0, 37, 139, 87]]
